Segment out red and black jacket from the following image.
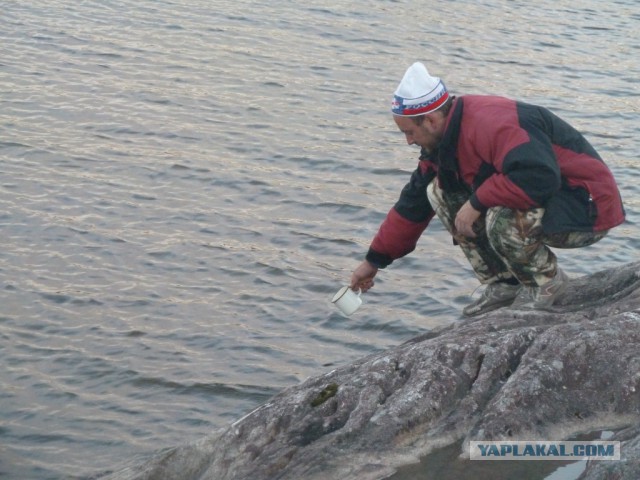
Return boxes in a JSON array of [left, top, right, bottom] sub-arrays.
[[366, 95, 625, 269]]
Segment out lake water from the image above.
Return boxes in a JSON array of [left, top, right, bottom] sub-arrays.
[[1, 1, 638, 479]]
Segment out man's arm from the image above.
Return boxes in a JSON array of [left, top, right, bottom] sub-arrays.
[[351, 161, 436, 290]]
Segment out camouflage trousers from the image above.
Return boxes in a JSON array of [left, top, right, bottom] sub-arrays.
[[426, 180, 608, 287]]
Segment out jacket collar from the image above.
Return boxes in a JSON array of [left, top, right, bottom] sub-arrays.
[[437, 96, 463, 169], [422, 97, 470, 193], [419, 96, 463, 169]]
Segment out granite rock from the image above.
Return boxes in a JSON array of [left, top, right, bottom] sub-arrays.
[[99, 262, 640, 480]]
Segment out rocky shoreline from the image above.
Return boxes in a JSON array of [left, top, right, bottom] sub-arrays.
[[99, 262, 640, 480]]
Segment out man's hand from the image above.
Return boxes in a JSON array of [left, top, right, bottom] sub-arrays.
[[454, 200, 482, 238], [350, 260, 378, 292]]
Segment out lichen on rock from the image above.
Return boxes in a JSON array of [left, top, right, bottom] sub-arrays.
[[310, 383, 339, 407]]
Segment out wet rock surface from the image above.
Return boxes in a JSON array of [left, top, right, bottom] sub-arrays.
[[580, 424, 640, 480], [99, 262, 640, 480]]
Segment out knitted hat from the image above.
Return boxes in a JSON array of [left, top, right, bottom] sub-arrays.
[[391, 62, 449, 116]]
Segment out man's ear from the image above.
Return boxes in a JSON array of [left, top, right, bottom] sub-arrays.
[[424, 113, 438, 131], [424, 112, 444, 132]]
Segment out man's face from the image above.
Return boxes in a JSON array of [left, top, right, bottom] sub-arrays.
[[393, 114, 444, 153]]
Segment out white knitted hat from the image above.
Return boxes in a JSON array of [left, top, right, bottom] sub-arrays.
[[391, 62, 449, 116]]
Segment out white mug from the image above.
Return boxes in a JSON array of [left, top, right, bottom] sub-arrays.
[[331, 286, 362, 316]]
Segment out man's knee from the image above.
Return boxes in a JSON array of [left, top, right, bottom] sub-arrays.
[[486, 207, 545, 256]]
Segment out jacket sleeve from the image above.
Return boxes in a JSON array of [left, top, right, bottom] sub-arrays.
[[365, 162, 436, 268]]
